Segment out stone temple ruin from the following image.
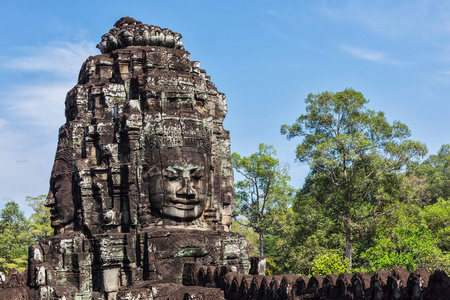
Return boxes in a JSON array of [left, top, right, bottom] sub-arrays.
[[0, 17, 251, 299], [2, 17, 450, 300]]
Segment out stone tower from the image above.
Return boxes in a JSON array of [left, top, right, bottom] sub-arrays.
[[49, 16, 236, 235]]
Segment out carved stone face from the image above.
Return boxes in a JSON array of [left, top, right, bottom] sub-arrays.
[[147, 147, 208, 220], [44, 159, 75, 229]]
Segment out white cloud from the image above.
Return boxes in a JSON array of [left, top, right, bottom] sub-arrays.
[[430, 69, 450, 84], [3, 41, 96, 78], [265, 10, 297, 25], [340, 45, 386, 61], [0, 117, 54, 215], [6, 82, 70, 131], [1, 41, 95, 131], [265, 25, 293, 43], [0, 118, 7, 129], [317, 1, 450, 39], [339, 45, 405, 66]]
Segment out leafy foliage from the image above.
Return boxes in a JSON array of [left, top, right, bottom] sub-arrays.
[[0, 196, 52, 273], [423, 198, 450, 252], [0, 202, 33, 273], [409, 144, 450, 202], [265, 257, 282, 275], [231, 218, 260, 257], [281, 89, 427, 267], [26, 195, 53, 242], [229, 97, 448, 274], [311, 253, 349, 277], [361, 201, 450, 273]]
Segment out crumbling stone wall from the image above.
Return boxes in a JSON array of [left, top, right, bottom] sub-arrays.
[[4, 263, 450, 299], [181, 264, 450, 300]]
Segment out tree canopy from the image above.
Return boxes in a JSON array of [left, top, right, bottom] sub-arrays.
[[26, 195, 53, 242], [281, 89, 427, 267], [0, 202, 32, 273], [0, 196, 51, 274], [409, 144, 450, 203]]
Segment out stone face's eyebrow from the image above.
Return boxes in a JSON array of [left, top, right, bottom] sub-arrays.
[[165, 166, 183, 175], [190, 167, 203, 174], [165, 166, 203, 175], [50, 173, 64, 184], [187, 166, 202, 172]]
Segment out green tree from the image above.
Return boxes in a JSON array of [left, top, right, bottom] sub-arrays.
[[232, 143, 294, 256], [265, 257, 282, 275], [281, 89, 427, 267], [26, 195, 53, 242], [361, 201, 450, 273], [361, 225, 441, 272], [0, 201, 33, 273], [423, 197, 450, 252], [285, 179, 345, 274], [0, 196, 52, 273], [409, 144, 450, 202], [263, 207, 303, 273]]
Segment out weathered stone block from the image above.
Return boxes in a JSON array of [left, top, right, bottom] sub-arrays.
[[182, 262, 202, 286], [102, 267, 119, 292], [249, 256, 266, 275]]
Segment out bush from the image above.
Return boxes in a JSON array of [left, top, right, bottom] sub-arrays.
[[311, 253, 349, 277], [265, 257, 282, 275]]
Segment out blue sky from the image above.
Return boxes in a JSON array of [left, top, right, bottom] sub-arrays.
[[1, 1, 450, 216]]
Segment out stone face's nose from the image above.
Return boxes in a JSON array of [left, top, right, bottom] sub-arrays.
[[177, 177, 197, 200], [45, 190, 55, 207]]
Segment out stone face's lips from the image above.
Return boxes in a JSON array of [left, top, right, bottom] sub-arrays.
[[172, 203, 197, 210], [49, 207, 58, 220], [171, 198, 200, 205], [97, 16, 184, 54]]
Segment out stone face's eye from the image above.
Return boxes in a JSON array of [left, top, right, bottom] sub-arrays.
[[53, 180, 63, 192], [165, 173, 179, 180], [190, 169, 203, 180]]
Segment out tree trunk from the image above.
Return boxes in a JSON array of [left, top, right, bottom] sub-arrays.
[[345, 227, 352, 269], [259, 232, 264, 256]]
